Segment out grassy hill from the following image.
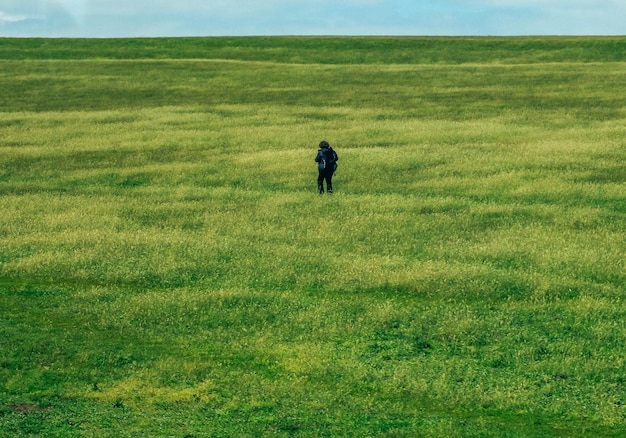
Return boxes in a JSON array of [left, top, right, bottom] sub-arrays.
[[2, 36, 626, 63], [1, 37, 625, 436]]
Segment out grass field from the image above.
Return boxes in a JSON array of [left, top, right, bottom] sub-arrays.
[[1, 37, 625, 436]]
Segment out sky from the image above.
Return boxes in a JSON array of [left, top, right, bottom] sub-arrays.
[[1, 0, 625, 38]]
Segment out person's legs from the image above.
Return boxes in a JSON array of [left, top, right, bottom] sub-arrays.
[[325, 172, 333, 193], [317, 171, 325, 194]]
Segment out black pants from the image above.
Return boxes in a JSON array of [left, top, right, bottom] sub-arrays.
[[318, 170, 334, 193]]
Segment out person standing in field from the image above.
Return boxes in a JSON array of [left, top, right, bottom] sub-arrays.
[[315, 140, 338, 194]]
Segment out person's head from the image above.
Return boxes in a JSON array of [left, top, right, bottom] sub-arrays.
[[319, 140, 330, 149]]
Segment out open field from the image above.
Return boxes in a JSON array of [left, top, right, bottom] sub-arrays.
[[1, 37, 625, 436]]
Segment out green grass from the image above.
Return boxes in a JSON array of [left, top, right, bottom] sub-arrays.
[[2, 36, 626, 63], [1, 37, 625, 437]]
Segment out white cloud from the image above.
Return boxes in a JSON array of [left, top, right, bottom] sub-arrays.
[[0, 11, 31, 22]]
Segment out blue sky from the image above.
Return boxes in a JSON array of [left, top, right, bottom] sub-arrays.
[[1, 0, 625, 37]]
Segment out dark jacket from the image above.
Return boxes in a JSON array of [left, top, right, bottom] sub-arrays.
[[315, 147, 338, 172]]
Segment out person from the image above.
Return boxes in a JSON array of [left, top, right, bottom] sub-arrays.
[[315, 140, 338, 194]]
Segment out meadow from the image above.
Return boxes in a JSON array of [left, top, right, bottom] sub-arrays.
[[0, 37, 625, 436]]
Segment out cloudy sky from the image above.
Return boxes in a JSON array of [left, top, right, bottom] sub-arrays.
[[1, 0, 625, 38]]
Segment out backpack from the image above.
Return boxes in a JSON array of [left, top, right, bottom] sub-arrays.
[[318, 148, 337, 172]]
